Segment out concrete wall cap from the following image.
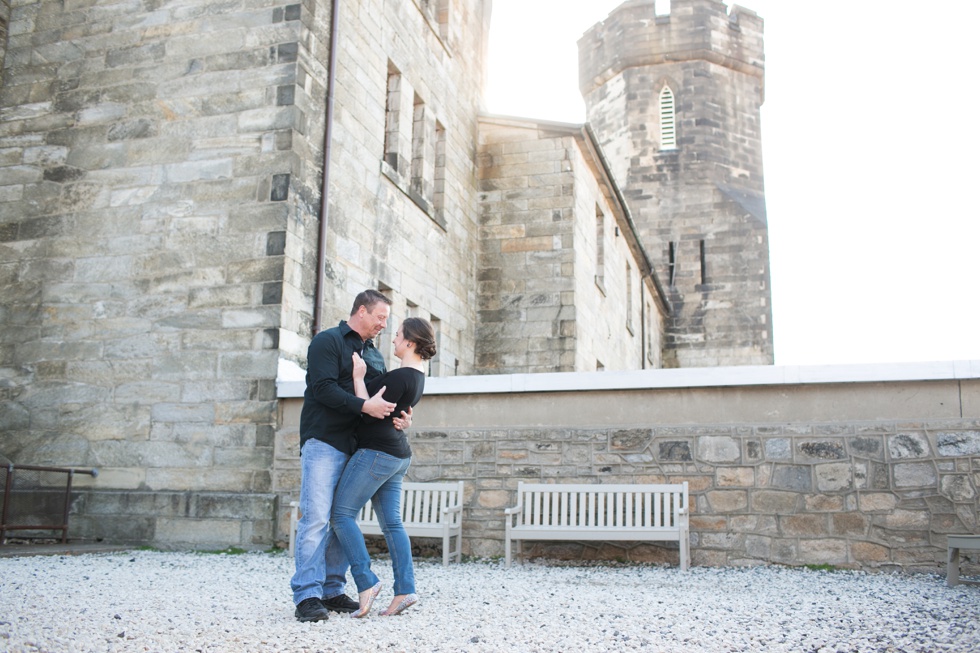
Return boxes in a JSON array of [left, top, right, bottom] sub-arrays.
[[276, 359, 980, 398]]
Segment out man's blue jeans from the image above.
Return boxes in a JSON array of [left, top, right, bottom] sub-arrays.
[[290, 439, 351, 605], [331, 449, 415, 596]]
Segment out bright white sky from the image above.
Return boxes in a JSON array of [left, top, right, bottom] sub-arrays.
[[486, 0, 980, 366]]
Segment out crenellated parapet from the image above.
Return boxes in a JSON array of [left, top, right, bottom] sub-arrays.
[[579, 0, 764, 98]]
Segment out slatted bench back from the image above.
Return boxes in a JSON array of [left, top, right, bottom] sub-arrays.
[[512, 482, 687, 531], [358, 481, 463, 528]]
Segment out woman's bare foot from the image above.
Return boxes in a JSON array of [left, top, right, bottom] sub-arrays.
[[350, 582, 382, 618], [380, 593, 418, 616]]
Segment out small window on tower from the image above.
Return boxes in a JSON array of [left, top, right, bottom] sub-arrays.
[[659, 86, 677, 150]]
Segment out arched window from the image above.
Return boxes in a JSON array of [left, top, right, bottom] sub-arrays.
[[659, 86, 677, 150]]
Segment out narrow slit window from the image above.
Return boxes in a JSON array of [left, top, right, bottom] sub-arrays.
[[595, 206, 605, 290], [626, 262, 634, 331], [433, 121, 446, 216], [659, 86, 677, 150], [411, 94, 426, 198], [699, 239, 707, 285], [668, 241, 677, 287]]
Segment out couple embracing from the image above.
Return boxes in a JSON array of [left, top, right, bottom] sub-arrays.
[[290, 290, 435, 622]]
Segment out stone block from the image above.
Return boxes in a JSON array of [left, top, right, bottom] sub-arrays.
[[763, 438, 791, 460], [744, 534, 771, 559], [796, 439, 846, 462], [477, 490, 510, 509], [851, 540, 890, 562], [780, 514, 827, 537], [888, 432, 930, 459], [798, 539, 848, 565], [936, 431, 980, 456], [750, 490, 799, 514], [858, 492, 898, 512], [155, 517, 242, 545], [848, 435, 883, 458], [815, 462, 852, 492], [882, 509, 930, 529], [657, 440, 692, 461], [894, 462, 937, 488], [84, 490, 187, 517], [690, 515, 727, 531], [940, 474, 977, 502], [716, 466, 753, 487], [770, 464, 811, 491], [831, 513, 867, 536], [187, 493, 274, 519], [697, 436, 740, 463], [805, 494, 844, 512], [730, 514, 778, 535], [705, 490, 747, 513]]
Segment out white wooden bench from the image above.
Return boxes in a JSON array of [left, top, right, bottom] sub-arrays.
[[504, 481, 690, 570], [947, 534, 980, 587], [289, 480, 464, 566]]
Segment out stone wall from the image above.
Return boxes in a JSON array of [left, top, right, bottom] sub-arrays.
[[475, 116, 665, 374], [0, 0, 490, 548], [0, 0, 317, 528], [306, 0, 490, 377], [275, 362, 980, 573]]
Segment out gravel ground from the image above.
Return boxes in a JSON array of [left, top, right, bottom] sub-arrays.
[[1, 550, 979, 653]]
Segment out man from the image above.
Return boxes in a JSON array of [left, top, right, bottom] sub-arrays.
[[290, 289, 412, 622]]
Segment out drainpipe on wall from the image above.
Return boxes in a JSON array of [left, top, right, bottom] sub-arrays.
[[313, 0, 342, 335]]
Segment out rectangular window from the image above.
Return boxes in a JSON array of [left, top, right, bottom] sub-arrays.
[[429, 315, 442, 377], [418, 0, 450, 41], [626, 262, 634, 333], [384, 64, 403, 172], [595, 206, 605, 292], [646, 300, 657, 365], [377, 284, 395, 364], [433, 121, 446, 220], [411, 94, 426, 198]]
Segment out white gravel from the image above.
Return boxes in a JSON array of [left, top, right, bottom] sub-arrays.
[[1, 550, 979, 653]]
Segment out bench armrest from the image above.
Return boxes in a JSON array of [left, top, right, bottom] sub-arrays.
[[442, 504, 463, 515], [503, 505, 522, 516]]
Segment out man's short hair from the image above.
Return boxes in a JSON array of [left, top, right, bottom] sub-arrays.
[[350, 289, 392, 315]]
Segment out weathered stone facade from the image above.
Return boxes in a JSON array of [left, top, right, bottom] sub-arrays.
[[580, 0, 774, 368], [0, 0, 780, 549], [278, 367, 975, 573], [476, 116, 666, 374]]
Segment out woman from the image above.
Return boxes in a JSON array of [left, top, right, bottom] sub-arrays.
[[330, 317, 436, 618]]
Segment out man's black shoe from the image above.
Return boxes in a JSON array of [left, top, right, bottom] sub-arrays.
[[295, 597, 330, 622], [321, 593, 359, 613]]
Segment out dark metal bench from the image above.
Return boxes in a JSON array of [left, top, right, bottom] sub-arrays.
[[1, 461, 98, 544]]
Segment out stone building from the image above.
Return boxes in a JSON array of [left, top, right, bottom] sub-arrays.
[[0, 0, 771, 548], [580, 0, 772, 367]]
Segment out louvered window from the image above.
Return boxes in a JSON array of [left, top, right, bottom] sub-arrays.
[[659, 86, 677, 150]]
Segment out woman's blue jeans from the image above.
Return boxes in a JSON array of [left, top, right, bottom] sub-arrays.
[[331, 449, 415, 596]]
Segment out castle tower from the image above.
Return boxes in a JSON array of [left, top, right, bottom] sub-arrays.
[[579, 0, 773, 367]]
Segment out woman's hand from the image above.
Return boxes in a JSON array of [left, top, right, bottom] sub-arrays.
[[352, 352, 367, 382]]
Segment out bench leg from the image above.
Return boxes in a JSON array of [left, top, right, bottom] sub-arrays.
[[505, 535, 512, 569], [288, 503, 299, 558], [948, 546, 961, 588], [679, 535, 690, 572]]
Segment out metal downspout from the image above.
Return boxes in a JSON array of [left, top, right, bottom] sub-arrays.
[[313, 0, 341, 335]]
